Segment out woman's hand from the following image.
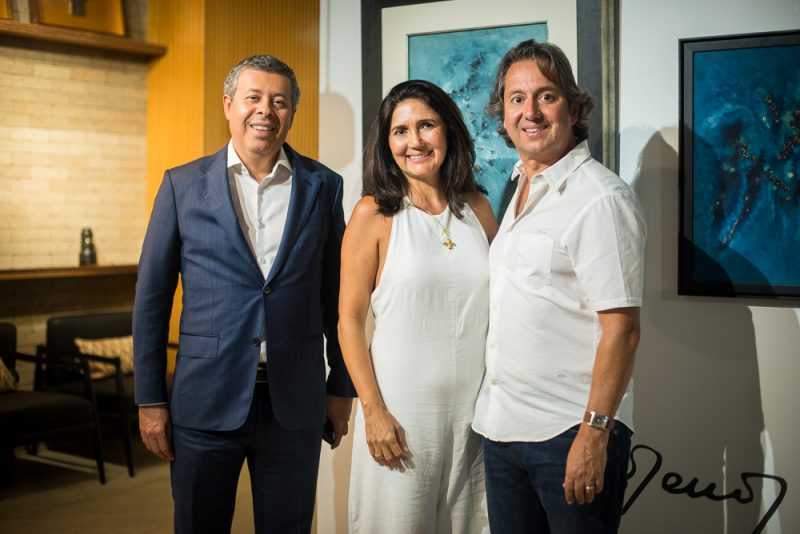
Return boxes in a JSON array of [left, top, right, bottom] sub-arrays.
[[363, 403, 409, 470], [338, 197, 406, 468]]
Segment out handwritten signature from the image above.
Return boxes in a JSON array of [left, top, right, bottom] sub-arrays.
[[623, 444, 787, 534]]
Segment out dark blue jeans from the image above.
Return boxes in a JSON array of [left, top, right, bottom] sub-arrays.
[[483, 424, 631, 534]]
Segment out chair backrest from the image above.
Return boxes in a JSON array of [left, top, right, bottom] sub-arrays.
[[46, 312, 132, 353], [45, 312, 132, 384], [0, 322, 18, 379]]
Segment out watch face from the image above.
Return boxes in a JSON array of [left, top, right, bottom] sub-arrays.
[[589, 413, 608, 429], [584, 411, 613, 430]]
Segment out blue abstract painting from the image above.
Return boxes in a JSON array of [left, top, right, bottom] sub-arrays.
[[409, 23, 548, 216], [690, 41, 800, 293]]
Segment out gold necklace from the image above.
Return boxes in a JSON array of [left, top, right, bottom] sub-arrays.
[[412, 203, 456, 250]]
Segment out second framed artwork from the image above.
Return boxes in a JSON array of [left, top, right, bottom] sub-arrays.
[[362, 0, 617, 216], [679, 29, 800, 299]]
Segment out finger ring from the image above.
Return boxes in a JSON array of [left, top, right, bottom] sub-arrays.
[[373, 452, 383, 458], [585, 486, 594, 492]]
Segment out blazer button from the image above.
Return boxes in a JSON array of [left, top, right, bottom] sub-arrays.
[[251, 337, 260, 346], [263, 286, 271, 294]]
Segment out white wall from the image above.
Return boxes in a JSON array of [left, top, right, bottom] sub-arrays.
[[319, 0, 364, 221], [316, 0, 362, 532], [619, 1, 800, 532], [320, 0, 800, 532]]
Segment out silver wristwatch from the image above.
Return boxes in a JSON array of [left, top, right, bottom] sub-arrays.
[[584, 410, 615, 431]]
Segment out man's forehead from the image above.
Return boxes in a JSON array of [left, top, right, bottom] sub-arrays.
[[504, 60, 560, 88], [237, 69, 291, 90]]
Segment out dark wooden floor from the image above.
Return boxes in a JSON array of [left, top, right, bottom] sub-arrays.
[[0, 433, 255, 533]]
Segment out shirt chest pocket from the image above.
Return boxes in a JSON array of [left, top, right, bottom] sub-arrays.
[[515, 232, 553, 289]]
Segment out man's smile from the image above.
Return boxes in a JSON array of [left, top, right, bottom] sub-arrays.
[[248, 121, 277, 133]]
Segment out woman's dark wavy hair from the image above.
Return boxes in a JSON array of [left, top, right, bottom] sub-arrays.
[[486, 40, 594, 147], [363, 79, 485, 218]]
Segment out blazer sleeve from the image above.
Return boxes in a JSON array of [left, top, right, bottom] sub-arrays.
[[132, 170, 181, 405], [322, 175, 357, 398]]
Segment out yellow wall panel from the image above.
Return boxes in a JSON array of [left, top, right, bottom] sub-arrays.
[[147, 0, 207, 360], [147, 0, 206, 207], [204, 0, 320, 157]]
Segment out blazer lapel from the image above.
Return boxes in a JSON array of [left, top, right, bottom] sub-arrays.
[[266, 144, 321, 285], [200, 147, 262, 278]]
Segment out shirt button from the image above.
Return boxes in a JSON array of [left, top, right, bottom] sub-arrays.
[[260, 257, 266, 264], [490, 379, 498, 386], [263, 286, 271, 294]]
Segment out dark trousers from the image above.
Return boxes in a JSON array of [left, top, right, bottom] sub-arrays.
[[170, 383, 322, 534], [483, 424, 631, 534]]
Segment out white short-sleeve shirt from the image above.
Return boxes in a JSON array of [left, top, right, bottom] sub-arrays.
[[472, 141, 646, 442]]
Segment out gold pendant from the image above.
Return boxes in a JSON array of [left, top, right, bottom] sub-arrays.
[[443, 238, 456, 250]]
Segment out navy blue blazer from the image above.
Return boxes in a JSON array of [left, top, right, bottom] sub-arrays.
[[133, 143, 356, 432]]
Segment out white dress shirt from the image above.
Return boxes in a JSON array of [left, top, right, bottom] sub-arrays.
[[227, 142, 293, 363], [472, 141, 646, 442]]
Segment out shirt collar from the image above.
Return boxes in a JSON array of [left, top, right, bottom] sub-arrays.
[[226, 141, 292, 182], [508, 140, 592, 192]]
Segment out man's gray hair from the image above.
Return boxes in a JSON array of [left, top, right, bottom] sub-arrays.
[[223, 55, 301, 111]]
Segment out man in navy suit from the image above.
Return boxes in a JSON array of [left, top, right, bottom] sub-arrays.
[[133, 54, 356, 533]]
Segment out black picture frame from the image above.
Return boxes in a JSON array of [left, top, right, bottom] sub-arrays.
[[678, 29, 800, 299], [361, 0, 617, 171]]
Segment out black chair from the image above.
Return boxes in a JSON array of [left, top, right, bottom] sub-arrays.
[[44, 312, 135, 477], [0, 322, 106, 484]]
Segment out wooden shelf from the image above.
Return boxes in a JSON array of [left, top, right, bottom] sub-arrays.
[[0, 19, 166, 58], [0, 265, 137, 281]]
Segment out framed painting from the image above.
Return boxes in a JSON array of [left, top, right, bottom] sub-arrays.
[[1, 0, 11, 20], [678, 30, 800, 298], [362, 0, 617, 215], [29, 0, 126, 36]]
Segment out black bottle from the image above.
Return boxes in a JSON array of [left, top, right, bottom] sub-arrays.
[[79, 228, 97, 265]]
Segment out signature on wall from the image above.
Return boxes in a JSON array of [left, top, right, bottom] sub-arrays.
[[624, 444, 787, 534]]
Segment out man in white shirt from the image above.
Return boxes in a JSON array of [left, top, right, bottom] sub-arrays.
[[472, 40, 646, 533]]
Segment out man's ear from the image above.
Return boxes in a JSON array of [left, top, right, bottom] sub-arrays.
[[223, 94, 232, 120]]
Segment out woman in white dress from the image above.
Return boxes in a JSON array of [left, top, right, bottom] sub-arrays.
[[339, 80, 498, 533]]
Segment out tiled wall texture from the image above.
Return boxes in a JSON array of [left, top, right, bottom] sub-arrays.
[[0, 45, 148, 270], [0, 1, 148, 383]]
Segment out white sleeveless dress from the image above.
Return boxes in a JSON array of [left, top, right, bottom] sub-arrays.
[[349, 199, 490, 533]]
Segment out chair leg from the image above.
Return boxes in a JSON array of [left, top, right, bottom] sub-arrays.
[[119, 414, 135, 477], [91, 424, 106, 484], [0, 446, 13, 483], [114, 374, 135, 477]]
